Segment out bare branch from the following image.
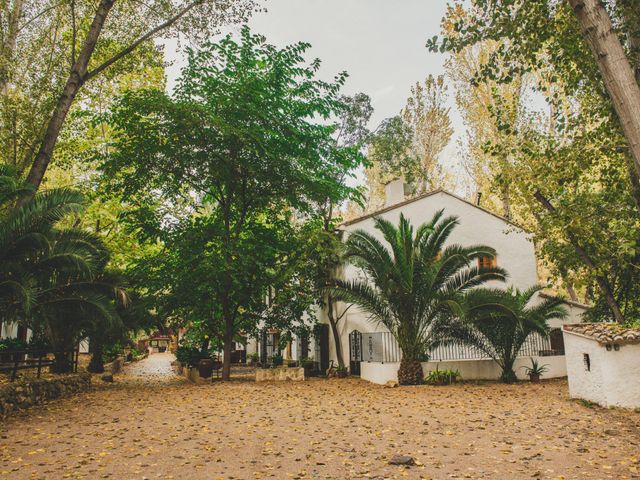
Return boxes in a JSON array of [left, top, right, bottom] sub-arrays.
[[85, 0, 203, 81], [70, 0, 76, 66], [17, 1, 63, 33]]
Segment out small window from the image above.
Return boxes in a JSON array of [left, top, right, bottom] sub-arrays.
[[550, 328, 565, 355], [583, 353, 591, 372], [478, 255, 497, 269]]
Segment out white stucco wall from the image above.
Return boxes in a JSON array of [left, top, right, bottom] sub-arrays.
[[360, 355, 567, 385], [0, 322, 19, 339], [328, 191, 566, 372], [0, 323, 31, 341], [341, 191, 539, 290], [564, 331, 640, 408]]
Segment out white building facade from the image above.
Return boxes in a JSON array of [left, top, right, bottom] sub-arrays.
[[324, 184, 587, 384], [563, 323, 640, 408]]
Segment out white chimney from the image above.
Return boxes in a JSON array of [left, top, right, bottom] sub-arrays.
[[384, 178, 407, 207]]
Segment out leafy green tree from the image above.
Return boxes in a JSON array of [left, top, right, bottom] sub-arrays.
[[366, 75, 453, 210], [99, 28, 362, 380], [431, 0, 640, 181], [0, 0, 257, 194], [434, 2, 640, 323], [443, 286, 567, 383], [0, 166, 127, 371], [330, 211, 506, 385], [306, 92, 371, 370]]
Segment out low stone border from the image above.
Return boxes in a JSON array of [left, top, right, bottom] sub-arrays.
[[256, 367, 305, 382], [102, 351, 147, 375], [104, 355, 126, 374], [172, 362, 211, 384], [0, 372, 91, 419]]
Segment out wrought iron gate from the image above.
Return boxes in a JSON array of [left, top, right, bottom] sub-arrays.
[[349, 330, 362, 376]]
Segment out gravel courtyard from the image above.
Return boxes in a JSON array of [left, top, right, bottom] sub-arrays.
[[1, 353, 639, 480]]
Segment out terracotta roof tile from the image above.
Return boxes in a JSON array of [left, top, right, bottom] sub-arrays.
[[563, 323, 640, 345]]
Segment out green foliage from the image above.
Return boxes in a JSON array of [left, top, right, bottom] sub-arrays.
[[175, 345, 211, 369], [271, 353, 283, 367], [248, 352, 260, 362], [0, 168, 128, 370], [0, 0, 255, 180], [521, 358, 549, 376], [330, 211, 506, 364], [0, 337, 25, 352], [424, 367, 461, 385], [98, 28, 363, 378], [365, 74, 453, 207], [431, 1, 640, 322], [442, 286, 567, 383], [130, 347, 145, 359], [102, 341, 125, 364]]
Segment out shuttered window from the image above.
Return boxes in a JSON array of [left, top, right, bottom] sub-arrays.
[[478, 255, 497, 269]]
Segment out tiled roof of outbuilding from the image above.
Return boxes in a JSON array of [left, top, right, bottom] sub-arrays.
[[563, 323, 640, 345]]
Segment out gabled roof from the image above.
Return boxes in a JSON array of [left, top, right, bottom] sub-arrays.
[[563, 323, 640, 345], [539, 292, 590, 310], [340, 189, 525, 230]]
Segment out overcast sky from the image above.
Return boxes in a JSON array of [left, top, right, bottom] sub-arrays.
[[164, 0, 465, 187]]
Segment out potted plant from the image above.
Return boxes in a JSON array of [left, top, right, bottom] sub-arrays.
[[425, 367, 461, 386], [521, 358, 549, 383], [336, 365, 349, 378], [271, 353, 283, 368], [246, 352, 258, 366]]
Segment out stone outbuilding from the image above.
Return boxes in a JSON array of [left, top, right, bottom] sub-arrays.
[[563, 323, 640, 408]]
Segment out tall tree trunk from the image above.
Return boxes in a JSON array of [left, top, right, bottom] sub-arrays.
[[221, 312, 233, 381], [500, 184, 512, 220], [22, 0, 116, 194], [326, 294, 345, 369], [87, 339, 105, 373], [534, 190, 625, 322], [500, 358, 517, 384], [565, 280, 580, 302], [568, 0, 640, 183], [21, 0, 115, 195]]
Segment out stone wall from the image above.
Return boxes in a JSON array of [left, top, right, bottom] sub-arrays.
[[255, 367, 305, 382], [104, 356, 126, 374], [0, 373, 91, 419]]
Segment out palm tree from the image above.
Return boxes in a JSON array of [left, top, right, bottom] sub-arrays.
[[0, 168, 127, 371], [445, 285, 567, 383], [330, 211, 507, 385]]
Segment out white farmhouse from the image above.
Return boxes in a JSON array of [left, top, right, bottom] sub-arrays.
[[324, 180, 587, 384], [563, 323, 640, 408]]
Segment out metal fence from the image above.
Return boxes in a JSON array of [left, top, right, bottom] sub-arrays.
[[351, 330, 556, 363], [0, 348, 79, 381]]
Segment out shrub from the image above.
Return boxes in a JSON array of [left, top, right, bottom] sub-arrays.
[[130, 347, 145, 358], [0, 338, 26, 351], [175, 345, 210, 368], [301, 357, 314, 367], [102, 342, 124, 363], [248, 352, 260, 362], [271, 353, 283, 367], [521, 358, 549, 376], [424, 367, 461, 385]]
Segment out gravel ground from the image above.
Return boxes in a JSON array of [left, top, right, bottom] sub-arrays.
[[1, 353, 639, 480]]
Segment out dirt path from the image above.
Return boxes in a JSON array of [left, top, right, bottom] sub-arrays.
[[1, 355, 639, 479]]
